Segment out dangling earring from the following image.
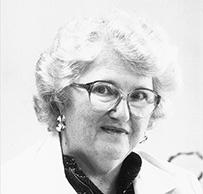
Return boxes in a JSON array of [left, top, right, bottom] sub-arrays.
[[139, 133, 148, 144], [56, 115, 66, 132]]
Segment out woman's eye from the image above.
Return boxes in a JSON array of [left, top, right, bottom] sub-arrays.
[[131, 91, 146, 101], [93, 85, 113, 96]]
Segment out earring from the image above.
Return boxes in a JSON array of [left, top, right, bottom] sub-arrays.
[[139, 134, 148, 144], [56, 115, 66, 132]]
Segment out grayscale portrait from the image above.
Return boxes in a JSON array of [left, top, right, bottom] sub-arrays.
[[1, 1, 202, 193]]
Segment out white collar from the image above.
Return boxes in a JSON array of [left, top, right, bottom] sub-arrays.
[[134, 150, 178, 194]]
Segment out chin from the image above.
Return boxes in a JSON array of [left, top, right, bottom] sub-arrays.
[[97, 143, 130, 161]]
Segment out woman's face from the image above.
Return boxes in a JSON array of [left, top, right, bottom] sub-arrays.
[[63, 50, 153, 168]]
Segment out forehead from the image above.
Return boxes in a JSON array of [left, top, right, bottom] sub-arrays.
[[78, 49, 153, 90]]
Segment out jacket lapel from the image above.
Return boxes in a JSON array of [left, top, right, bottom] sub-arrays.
[[134, 151, 178, 194], [31, 132, 77, 194]]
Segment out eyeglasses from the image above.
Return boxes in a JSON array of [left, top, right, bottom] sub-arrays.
[[70, 80, 161, 118]]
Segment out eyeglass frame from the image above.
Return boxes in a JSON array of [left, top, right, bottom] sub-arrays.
[[70, 80, 161, 118]]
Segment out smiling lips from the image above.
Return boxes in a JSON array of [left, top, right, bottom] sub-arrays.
[[101, 126, 129, 135]]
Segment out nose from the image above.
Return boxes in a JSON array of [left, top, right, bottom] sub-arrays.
[[108, 98, 130, 122]]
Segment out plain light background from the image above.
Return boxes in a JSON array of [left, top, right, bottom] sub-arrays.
[[1, 0, 202, 185]]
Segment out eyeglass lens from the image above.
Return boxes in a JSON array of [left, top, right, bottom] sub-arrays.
[[89, 82, 158, 117]]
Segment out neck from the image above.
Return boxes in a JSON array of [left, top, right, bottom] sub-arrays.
[[60, 132, 123, 193], [90, 173, 119, 194], [69, 150, 123, 193], [75, 153, 122, 194]]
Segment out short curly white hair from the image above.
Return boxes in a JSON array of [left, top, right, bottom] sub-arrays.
[[33, 9, 180, 131]]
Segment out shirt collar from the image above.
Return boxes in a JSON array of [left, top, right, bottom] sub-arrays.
[[134, 151, 178, 194]]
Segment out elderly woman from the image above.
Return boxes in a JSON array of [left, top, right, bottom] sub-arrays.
[[2, 10, 202, 194]]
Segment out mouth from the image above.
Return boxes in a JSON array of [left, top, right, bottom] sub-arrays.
[[101, 126, 129, 135]]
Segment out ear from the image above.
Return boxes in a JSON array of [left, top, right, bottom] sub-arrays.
[[50, 101, 62, 114], [57, 102, 66, 115], [147, 118, 157, 130], [56, 99, 72, 115]]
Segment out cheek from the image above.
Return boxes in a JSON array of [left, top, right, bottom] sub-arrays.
[[66, 99, 102, 141]]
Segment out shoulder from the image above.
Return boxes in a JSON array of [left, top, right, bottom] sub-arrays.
[[1, 137, 48, 194], [136, 151, 202, 194], [1, 132, 76, 194], [1, 134, 51, 174]]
